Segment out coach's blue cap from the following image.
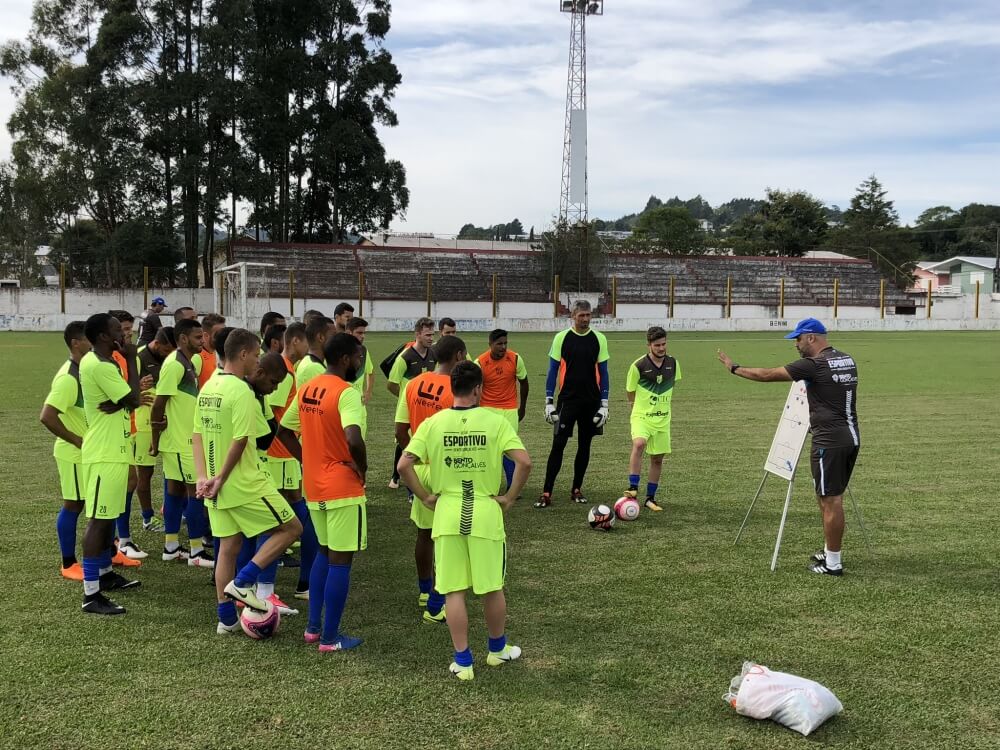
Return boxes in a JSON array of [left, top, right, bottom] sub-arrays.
[[784, 317, 827, 339], [152, 296, 166, 306]]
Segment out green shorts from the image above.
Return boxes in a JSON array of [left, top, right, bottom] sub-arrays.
[[264, 457, 302, 491], [409, 465, 434, 530], [162, 450, 195, 484], [309, 497, 367, 552], [631, 419, 672, 455], [208, 491, 295, 539], [56, 458, 87, 503], [434, 535, 506, 595], [132, 432, 156, 467], [483, 406, 519, 432], [85, 462, 129, 519]]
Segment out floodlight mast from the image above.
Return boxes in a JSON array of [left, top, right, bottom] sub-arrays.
[[559, 0, 602, 227]]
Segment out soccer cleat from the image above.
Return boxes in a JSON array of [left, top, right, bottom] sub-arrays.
[[623, 489, 638, 499], [294, 586, 310, 601], [278, 552, 300, 568], [216, 620, 241, 635], [112, 550, 141, 567], [100, 571, 142, 591], [571, 488, 588, 504], [224, 580, 268, 612], [387, 478, 400, 489], [82, 592, 126, 615], [119, 541, 148, 560], [644, 499, 663, 512], [486, 644, 523, 666], [142, 516, 165, 533], [318, 634, 363, 652], [266, 593, 299, 616], [448, 662, 475, 681], [533, 492, 552, 509], [303, 629, 320, 644], [61, 563, 84, 581], [810, 550, 826, 564], [423, 609, 447, 624], [418, 592, 430, 607], [187, 550, 215, 569], [202, 536, 214, 548], [808, 561, 843, 576], [162, 545, 190, 562]]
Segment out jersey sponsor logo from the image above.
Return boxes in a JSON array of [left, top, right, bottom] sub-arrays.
[[303, 386, 326, 406], [199, 395, 223, 408], [417, 381, 446, 402], [832, 373, 858, 385], [827, 356, 855, 369], [443, 456, 487, 469], [442, 433, 487, 448]]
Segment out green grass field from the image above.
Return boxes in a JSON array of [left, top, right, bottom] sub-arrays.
[[1, 329, 998, 749]]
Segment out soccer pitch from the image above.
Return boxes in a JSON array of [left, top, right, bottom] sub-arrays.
[[2, 329, 998, 749]]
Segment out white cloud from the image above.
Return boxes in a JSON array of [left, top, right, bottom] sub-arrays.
[[1, 0, 999, 232]]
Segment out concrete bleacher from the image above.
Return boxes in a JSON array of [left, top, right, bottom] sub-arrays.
[[232, 242, 908, 308]]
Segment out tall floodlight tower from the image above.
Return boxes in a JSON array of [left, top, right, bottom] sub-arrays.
[[559, 1, 602, 225]]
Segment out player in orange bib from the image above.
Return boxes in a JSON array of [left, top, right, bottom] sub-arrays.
[[475, 328, 529, 492], [277, 333, 368, 652], [394, 335, 468, 624]]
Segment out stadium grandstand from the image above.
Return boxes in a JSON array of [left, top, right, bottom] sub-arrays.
[[228, 240, 911, 311]]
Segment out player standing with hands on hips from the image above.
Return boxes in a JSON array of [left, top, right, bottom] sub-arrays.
[[717, 318, 860, 576], [536, 300, 610, 508]]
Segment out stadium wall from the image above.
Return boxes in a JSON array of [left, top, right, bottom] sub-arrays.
[[2, 287, 998, 332]]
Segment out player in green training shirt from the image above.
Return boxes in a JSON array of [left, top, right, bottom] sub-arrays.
[[78, 313, 144, 615], [151, 317, 213, 566], [295, 316, 336, 388], [40, 321, 91, 581], [193, 329, 303, 632], [398, 361, 531, 681], [624, 326, 681, 512]]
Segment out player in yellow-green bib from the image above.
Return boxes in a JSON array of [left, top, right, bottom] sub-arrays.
[[40, 321, 92, 581], [151, 318, 213, 566], [295, 316, 336, 388], [78, 313, 144, 615], [193, 329, 302, 633], [398, 361, 531, 681], [624, 326, 681, 512]]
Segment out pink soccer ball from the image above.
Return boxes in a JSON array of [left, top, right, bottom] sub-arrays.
[[240, 600, 281, 639], [614, 496, 641, 521]]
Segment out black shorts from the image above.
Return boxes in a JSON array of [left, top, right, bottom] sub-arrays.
[[810, 445, 859, 497], [553, 400, 600, 440]]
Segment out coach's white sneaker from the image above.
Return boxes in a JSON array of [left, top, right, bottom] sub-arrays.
[[119, 541, 148, 560], [216, 621, 241, 635]]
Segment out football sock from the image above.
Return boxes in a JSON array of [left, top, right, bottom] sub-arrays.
[[291, 500, 318, 588], [56, 507, 79, 564], [628, 474, 640, 491], [418, 577, 433, 596], [164, 534, 180, 553], [502, 456, 515, 490], [321, 563, 352, 643], [163, 491, 184, 537], [256, 582, 275, 599], [572, 431, 595, 490], [82, 558, 101, 596], [234, 560, 262, 589], [426, 589, 445, 617], [307, 554, 329, 633], [255, 534, 279, 587], [116, 491, 133, 541], [217, 601, 238, 626], [646, 482, 658, 499], [825, 548, 842, 568], [488, 634, 507, 653], [236, 536, 255, 571], [454, 648, 473, 668], [185, 497, 205, 552]]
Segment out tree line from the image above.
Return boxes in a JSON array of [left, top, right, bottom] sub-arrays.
[[0, 0, 408, 288]]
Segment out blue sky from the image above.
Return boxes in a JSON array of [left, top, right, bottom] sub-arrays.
[[3, 0, 1000, 233]]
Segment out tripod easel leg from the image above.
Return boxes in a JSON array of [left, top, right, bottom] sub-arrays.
[[847, 487, 873, 554], [734, 473, 769, 546], [770, 479, 794, 572]]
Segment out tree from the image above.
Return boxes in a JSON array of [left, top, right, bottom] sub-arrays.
[[538, 219, 604, 292], [727, 189, 827, 256], [631, 206, 704, 253]]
